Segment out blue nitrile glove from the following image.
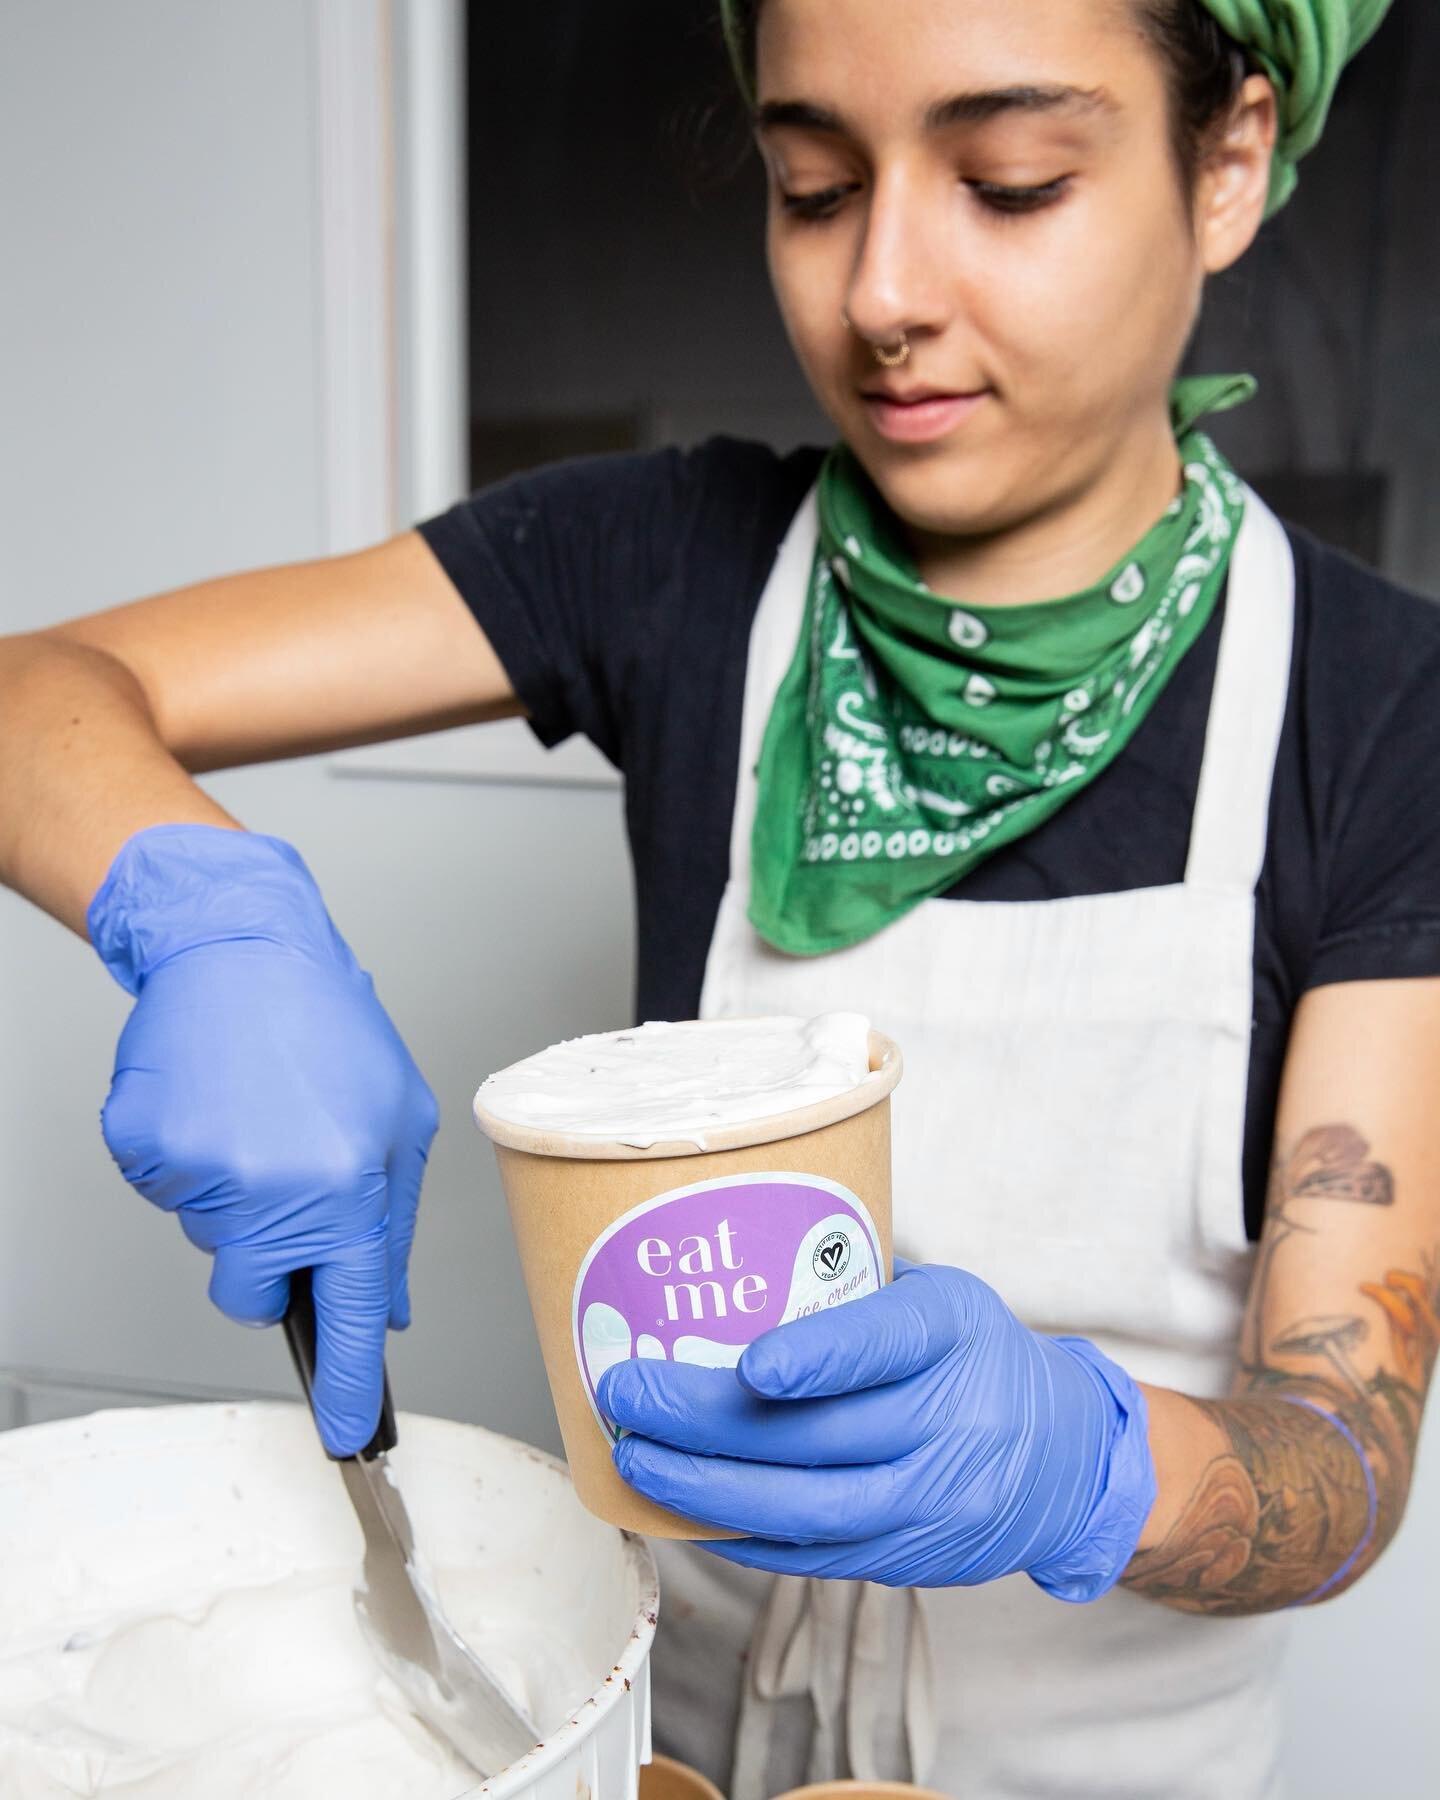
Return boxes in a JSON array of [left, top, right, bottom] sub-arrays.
[[598, 1260, 1156, 1600], [88, 824, 439, 1456]]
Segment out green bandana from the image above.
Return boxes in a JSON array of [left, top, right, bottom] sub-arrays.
[[748, 378, 1253, 955], [717, 0, 1394, 218]]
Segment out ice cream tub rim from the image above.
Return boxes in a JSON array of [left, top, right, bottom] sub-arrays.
[[472, 1024, 902, 1161]]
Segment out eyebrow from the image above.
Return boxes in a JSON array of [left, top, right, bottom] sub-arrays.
[[755, 85, 1118, 137]]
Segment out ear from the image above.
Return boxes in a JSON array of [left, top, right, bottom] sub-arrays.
[[1196, 73, 1278, 274]]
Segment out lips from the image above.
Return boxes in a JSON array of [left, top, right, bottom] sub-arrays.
[[860, 385, 989, 444], [860, 384, 979, 404]]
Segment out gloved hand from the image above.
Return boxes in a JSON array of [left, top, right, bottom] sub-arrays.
[[89, 824, 439, 1455], [598, 1260, 1156, 1599]]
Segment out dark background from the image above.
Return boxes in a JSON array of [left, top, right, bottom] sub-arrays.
[[466, 1, 1437, 586]]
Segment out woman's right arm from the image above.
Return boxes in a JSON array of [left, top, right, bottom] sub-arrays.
[[0, 527, 519, 931], [0, 528, 518, 1454]]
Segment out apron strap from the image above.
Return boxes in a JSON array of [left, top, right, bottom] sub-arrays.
[[730, 1575, 853, 1800], [701, 481, 821, 1023], [725, 482, 822, 884], [731, 1575, 936, 1799], [1183, 484, 1296, 894], [847, 1583, 937, 1785]]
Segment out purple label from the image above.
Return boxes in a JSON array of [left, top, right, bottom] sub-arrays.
[[572, 1172, 884, 1438]]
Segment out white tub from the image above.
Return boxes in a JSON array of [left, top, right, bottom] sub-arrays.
[[0, 1403, 657, 1799]]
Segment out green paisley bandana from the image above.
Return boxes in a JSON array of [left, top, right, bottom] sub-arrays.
[[748, 378, 1254, 955]]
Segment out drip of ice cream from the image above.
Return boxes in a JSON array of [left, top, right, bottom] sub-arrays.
[[476, 1013, 874, 1147]]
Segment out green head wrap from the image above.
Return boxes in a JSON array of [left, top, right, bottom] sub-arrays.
[[1204, 0, 1393, 214], [717, 0, 1393, 217]]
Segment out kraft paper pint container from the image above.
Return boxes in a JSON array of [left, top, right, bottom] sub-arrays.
[[473, 1025, 902, 1537], [638, 1754, 727, 1800], [772, 1785, 952, 1800]]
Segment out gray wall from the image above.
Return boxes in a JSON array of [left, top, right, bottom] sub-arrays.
[[0, 2, 1435, 1793]]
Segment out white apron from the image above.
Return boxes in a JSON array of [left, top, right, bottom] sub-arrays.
[[647, 478, 1298, 1800]]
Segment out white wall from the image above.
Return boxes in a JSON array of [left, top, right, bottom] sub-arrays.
[[0, 0, 634, 1452], [0, 3, 1435, 1794], [1283, 1424, 1440, 1794]]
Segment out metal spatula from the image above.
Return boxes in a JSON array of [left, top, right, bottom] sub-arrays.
[[283, 1269, 540, 1777]]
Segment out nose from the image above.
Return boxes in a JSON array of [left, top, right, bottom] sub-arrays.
[[842, 165, 950, 351]]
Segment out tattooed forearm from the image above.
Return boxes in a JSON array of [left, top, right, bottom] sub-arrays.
[[1123, 1393, 1377, 1613], [1124, 1125, 1437, 1615]]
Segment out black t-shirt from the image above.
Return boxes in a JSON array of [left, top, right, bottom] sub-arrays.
[[418, 436, 1440, 1240]]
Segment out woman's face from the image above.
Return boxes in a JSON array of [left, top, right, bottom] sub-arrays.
[[756, 0, 1267, 540]]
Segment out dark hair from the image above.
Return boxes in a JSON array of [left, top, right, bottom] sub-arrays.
[[718, 0, 1253, 219], [1130, 1, 1252, 217]]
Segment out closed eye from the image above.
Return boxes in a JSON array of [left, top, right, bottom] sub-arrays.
[[779, 182, 862, 222], [969, 177, 1071, 214], [779, 176, 1072, 224]]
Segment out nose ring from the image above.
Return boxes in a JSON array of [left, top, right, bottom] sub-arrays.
[[841, 309, 911, 367]]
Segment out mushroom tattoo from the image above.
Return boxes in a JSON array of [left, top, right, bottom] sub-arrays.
[[1247, 1127, 1395, 1367], [1269, 1314, 1371, 1406]]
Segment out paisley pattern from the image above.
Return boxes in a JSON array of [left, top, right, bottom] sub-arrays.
[[748, 430, 1248, 955]]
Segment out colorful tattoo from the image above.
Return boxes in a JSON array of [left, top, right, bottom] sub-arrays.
[[1124, 1126, 1438, 1614]]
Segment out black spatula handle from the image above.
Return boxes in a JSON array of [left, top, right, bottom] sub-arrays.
[[282, 1265, 397, 1462]]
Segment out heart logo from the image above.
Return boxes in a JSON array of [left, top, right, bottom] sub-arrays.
[[812, 1231, 851, 1281]]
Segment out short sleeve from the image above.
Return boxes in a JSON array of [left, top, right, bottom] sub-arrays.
[[415, 444, 705, 764], [1307, 638, 1440, 990]]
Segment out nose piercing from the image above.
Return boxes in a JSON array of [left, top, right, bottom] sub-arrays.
[[840, 309, 911, 367]]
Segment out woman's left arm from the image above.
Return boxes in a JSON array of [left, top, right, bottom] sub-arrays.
[[1124, 976, 1440, 1614], [601, 982, 1439, 1608]]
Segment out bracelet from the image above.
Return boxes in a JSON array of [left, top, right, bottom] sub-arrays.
[[1278, 1396, 1378, 1605]]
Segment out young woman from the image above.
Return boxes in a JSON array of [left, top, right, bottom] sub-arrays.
[[0, 1, 1430, 1795]]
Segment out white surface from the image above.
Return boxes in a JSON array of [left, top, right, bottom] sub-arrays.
[[0, 1403, 655, 1799], [476, 1012, 872, 1145]]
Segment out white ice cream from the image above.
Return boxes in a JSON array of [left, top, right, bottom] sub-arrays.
[[0, 1570, 544, 1799], [0, 1406, 646, 1800], [476, 1012, 875, 1146]]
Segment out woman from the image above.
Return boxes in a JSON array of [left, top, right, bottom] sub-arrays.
[[0, 0, 1430, 1795]]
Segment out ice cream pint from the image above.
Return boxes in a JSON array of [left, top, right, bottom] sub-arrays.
[[473, 1014, 901, 1536]]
